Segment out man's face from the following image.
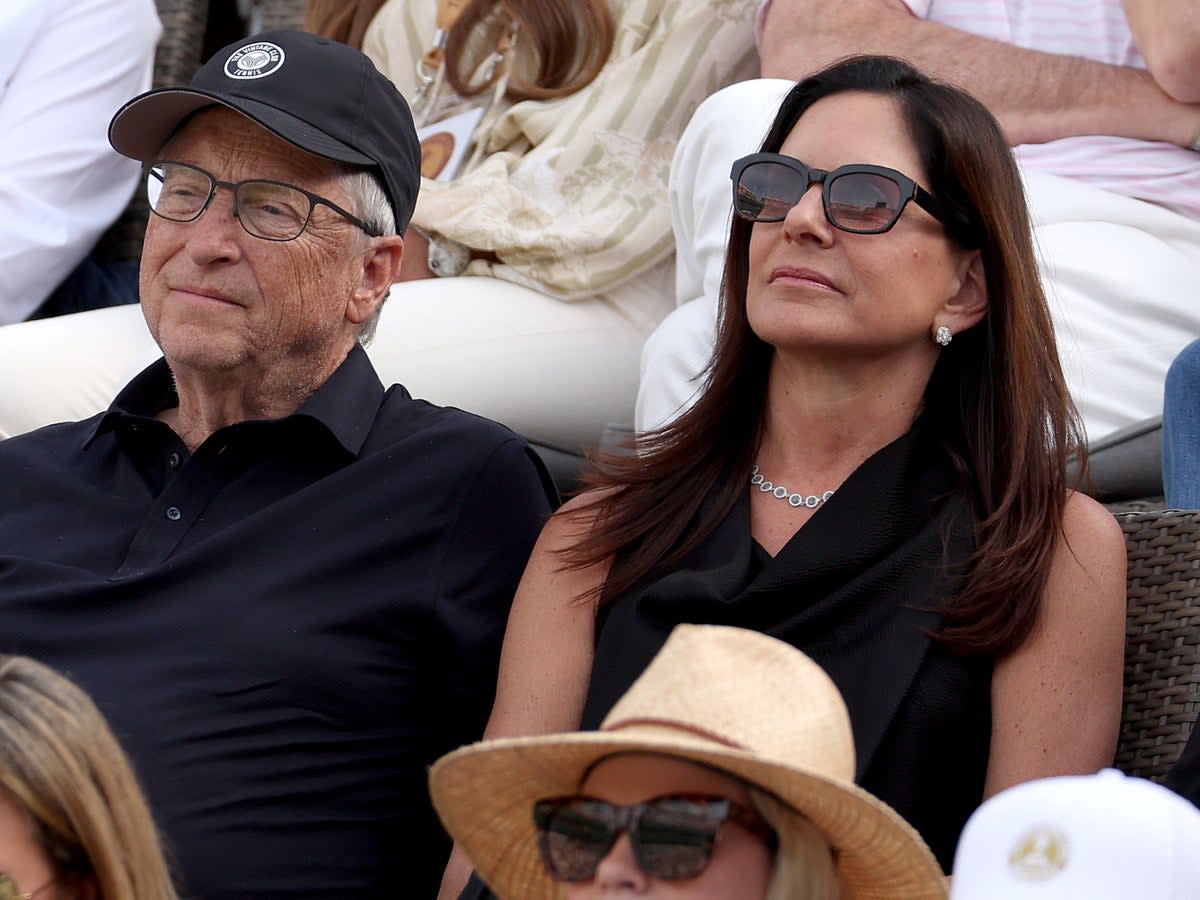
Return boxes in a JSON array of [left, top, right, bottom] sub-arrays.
[[139, 107, 374, 385]]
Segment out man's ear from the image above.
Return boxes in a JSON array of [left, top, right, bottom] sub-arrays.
[[937, 249, 988, 334], [347, 235, 405, 326]]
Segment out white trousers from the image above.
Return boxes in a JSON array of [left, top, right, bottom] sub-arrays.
[[0, 262, 673, 448], [636, 79, 1200, 443]]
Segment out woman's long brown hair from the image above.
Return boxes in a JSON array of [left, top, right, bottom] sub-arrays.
[[306, 0, 614, 100], [563, 56, 1085, 657]]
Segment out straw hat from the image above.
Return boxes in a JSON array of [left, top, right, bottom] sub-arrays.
[[429, 624, 947, 899]]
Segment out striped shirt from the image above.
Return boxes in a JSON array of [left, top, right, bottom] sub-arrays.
[[758, 0, 1200, 221]]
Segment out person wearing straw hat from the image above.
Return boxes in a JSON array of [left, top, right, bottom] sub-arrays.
[[431, 624, 948, 900]]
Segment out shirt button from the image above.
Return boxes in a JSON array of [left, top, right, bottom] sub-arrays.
[[165, 507, 182, 521], [168, 451, 181, 469]]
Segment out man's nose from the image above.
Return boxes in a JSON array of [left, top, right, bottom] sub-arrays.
[[182, 186, 245, 261]]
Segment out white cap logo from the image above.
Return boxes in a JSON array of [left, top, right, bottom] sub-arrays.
[[1007, 825, 1069, 881], [224, 42, 285, 80]]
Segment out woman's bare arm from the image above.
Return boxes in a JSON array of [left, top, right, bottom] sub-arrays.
[[984, 492, 1128, 798], [436, 492, 611, 900]]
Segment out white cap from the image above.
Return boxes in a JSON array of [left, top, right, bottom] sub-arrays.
[[949, 769, 1200, 899]]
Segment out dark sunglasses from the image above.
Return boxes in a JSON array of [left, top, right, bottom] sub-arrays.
[[731, 152, 960, 235], [533, 793, 774, 882]]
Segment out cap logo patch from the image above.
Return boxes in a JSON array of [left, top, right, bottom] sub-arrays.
[[224, 42, 285, 80], [1007, 825, 1069, 882]]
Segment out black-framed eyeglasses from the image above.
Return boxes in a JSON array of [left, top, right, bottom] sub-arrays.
[[145, 161, 382, 242], [533, 793, 775, 883], [731, 152, 959, 235], [0, 873, 54, 900]]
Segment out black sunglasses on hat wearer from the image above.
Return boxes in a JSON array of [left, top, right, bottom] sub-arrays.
[[533, 793, 776, 883]]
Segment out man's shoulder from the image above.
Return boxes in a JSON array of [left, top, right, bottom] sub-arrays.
[[364, 387, 558, 507], [0, 415, 105, 464], [369, 386, 530, 452]]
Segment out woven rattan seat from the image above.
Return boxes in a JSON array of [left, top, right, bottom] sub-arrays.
[[1114, 509, 1200, 781]]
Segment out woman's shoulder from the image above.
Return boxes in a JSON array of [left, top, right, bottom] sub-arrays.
[[1061, 490, 1127, 552], [541, 486, 619, 541], [1041, 490, 1128, 619]]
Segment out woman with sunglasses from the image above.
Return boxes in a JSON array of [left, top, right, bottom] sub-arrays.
[[473, 54, 1127, 880], [433, 624, 947, 899], [0, 655, 179, 899]]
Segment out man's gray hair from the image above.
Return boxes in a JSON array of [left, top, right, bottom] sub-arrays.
[[340, 168, 397, 346]]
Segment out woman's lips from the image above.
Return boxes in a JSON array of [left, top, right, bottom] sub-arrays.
[[769, 266, 838, 291]]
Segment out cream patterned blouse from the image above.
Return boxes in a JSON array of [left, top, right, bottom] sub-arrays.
[[363, 0, 758, 303]]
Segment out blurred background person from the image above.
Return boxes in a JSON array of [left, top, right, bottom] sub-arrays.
[[0, 654, 179, 899], [1, 0, 160, 322], [1161, 338, 1200, 509]]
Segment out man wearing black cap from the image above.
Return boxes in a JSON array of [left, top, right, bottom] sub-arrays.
[[0, 30, 555, 899]]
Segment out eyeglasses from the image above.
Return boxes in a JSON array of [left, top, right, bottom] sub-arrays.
[[146, 161, 382, 242], [533, 793, 774, 882], [730, 152, 959, 235], [0, 874, 54, 900]]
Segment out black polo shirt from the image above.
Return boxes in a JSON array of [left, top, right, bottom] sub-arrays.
[[0, 344, 556, 899]]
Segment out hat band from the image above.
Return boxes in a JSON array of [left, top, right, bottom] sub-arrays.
[[601, 717, 750, 751]]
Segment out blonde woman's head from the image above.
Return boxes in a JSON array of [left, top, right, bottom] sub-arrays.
[[0, 656, 178, 899]]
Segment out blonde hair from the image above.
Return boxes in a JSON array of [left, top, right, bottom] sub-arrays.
[[750, 788, 842, 900], [0, 656, 179, 899]]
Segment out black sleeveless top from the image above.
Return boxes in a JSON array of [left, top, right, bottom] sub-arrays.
[[580, 424, 992, 873]]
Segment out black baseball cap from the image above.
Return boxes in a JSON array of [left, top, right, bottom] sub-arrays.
[[108, 29, 420, 233]]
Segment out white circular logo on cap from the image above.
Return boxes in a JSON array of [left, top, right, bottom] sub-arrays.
[[224, 42, 285, 79], [1007, 825, 1070, 881]]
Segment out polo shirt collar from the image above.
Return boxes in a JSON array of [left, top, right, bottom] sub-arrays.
[[86, 343, 386, 457]]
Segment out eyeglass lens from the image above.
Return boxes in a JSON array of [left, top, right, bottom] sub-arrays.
[[534, 795, 732, 882], [146, 163, 314, 241], [736, 159, 905, 232]]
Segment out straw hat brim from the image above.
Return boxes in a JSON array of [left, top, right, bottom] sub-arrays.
[[430, 723, 947, 900]]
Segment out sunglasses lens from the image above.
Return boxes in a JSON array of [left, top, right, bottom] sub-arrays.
[[735, 161, 805, 222], [535, 800, 614, 882], [534, 796, 729, 883], [827, 171, 903, 232], [633, 798, 722, 880]]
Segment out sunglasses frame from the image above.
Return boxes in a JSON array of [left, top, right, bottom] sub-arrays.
[[533, 792, 774, 883], [730, 151, 960, 235]]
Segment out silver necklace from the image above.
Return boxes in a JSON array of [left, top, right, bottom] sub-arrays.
[[750, 464, 835, 509]]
